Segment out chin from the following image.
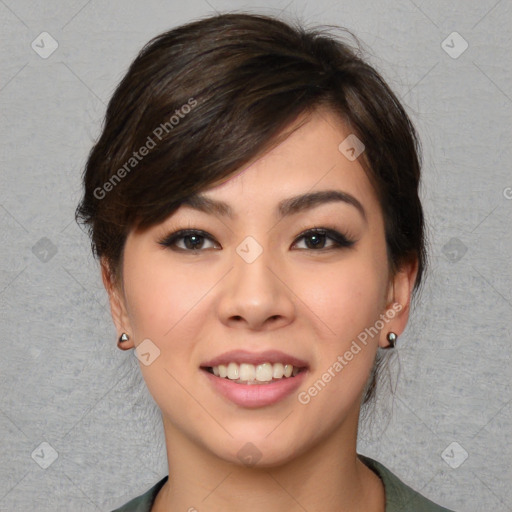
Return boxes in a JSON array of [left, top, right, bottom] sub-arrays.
[[207, 428, 306, 469], [220, 445, 300, 469]]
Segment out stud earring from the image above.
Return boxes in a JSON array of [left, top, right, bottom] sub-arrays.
[[385, 332, 397, 349], [117, 333, 131, 350]]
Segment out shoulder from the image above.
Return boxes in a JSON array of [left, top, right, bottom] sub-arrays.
[[358, 454, 456, 512], [111, 476, 168, 512]]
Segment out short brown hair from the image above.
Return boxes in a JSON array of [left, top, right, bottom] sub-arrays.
[[76, 12, 426, 406]]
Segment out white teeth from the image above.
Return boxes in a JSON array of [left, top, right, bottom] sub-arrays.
[[272, 363, 284, 379], [256, 363, 273, 382], [239, 363, 256, 381], [227, 362, 239, 380], [209, 362, 303, 383]]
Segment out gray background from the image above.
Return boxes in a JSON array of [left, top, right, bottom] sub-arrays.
[[0, 0, 511, 510]]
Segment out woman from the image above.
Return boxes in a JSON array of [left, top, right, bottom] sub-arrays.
[[76, 12, 455, 512]]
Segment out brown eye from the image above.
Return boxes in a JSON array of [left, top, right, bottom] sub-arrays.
[[293, 228, 355, 250], [158, 229, 220, 251]]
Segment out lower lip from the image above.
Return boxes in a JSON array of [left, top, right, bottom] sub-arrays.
[[201, 368, 308, 408]]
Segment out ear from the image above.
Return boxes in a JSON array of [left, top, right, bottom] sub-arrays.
[[101, 258, 135, 349], [379, 257, 419, 348]]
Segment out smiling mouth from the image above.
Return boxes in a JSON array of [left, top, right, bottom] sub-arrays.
[[201, 362, 307, 385]]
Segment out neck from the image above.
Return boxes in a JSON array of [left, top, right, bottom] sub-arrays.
[[152, 408, 385, 512]]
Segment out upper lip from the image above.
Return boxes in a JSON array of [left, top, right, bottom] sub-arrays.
[[201, 349, 309, 369]]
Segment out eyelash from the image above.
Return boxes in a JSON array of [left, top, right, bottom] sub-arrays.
[[157, 227, 356, 252]]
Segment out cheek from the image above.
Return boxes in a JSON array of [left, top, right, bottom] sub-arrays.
[[121, 250, 213, 415], [294, 253, 387, 345], [123, 250, 212, 340], [292, 248, 388, 407], [292, 259, 386, 423]]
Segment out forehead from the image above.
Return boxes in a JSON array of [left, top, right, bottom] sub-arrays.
[[197, 108, 379, 218]]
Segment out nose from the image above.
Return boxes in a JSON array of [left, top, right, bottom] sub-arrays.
[[216, 242, 296, 331]]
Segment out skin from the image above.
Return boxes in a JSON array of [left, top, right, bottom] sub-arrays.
[[103, 107, 418, 512]]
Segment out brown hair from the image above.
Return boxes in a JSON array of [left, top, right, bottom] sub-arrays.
[[76, 12, 426, 406]]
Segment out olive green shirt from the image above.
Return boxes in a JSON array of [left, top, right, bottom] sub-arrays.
[[112, 454, 455, 511]]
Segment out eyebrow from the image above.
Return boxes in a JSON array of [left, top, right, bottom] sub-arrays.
[[180, 189, 367, 222]]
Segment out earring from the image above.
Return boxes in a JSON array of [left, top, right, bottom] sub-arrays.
[[385, 332, 397, 349], [117, 333, 131, 350]]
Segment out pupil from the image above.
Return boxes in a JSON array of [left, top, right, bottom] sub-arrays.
[[186, 235, 202, 249], [307, 233, 324, 249]]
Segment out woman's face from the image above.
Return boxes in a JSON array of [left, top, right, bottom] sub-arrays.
[[108, 107, 414, 466]]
